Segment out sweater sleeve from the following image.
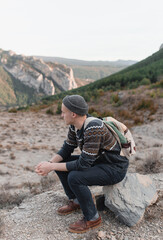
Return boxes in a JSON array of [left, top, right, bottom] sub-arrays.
[[57, 125, 77, 161], [66, 120, 105, 171]]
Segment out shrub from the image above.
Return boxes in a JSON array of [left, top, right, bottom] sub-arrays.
[[46, 107, 54, 115], [128, 81, 140, 89], [56, 101, 62, 114], [0, 186, 26, 209], [110, 93, 122, 107], [8, 108, 17, 113], [137, 150, 161, 174], [88, 107, 99, 117], [134, 98, 158, 114], [97, 89, 104, 96], [135, 99, 151, 110], [134, 116, 144, 125], [110, 93, 119, 104], [101, 110, 114, 118], [140, 78, 151, 85], [151, 79, 163, 89], [118, 109, 132, 119]]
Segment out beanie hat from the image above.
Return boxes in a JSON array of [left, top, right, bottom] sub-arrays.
[[62, 95, 88, 116]]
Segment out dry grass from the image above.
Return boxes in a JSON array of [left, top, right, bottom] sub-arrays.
[[118, 109, 132, 119], [133, 98, 158, 115], [0, 217, 4, 237], [144, 190, 163, 221], [0, 186, 26, 209], [136, 150, 162, 174], [0, 173, 58, 210], [23, 174, 58, 195], [144, 150, 161, 174]]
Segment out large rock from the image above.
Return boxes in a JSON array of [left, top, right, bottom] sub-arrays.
[[103, 173, 158, 227]]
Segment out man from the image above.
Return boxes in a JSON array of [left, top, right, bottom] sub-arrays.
[[35, 95, 129, 233]]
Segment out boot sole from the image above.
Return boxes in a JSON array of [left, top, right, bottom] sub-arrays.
[[69, 221, 102, 233], [57, 208, 80, 216]]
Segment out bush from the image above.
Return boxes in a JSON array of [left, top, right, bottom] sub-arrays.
[[56, 101, 62, 114], [137, 150, 161, 174], [88, 107, 100, 117], [110, 93, 119, 104], [134, 116, 144, 125], [0, 186, 26, 209], [8, 108, 17, 113], [118, 109, 131, 119], [101, 110, 114, 118], [110, 93, 122, 107], [151, 79, 163, 89], [140, 78, 151, 85], [135, 99, 158, 114], [46, 107, 54, 115]]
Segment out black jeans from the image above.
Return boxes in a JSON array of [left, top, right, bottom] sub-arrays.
[[55, 155, 128, 221]]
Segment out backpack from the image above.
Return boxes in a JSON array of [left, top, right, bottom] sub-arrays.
[[84, 116, 136, 159]]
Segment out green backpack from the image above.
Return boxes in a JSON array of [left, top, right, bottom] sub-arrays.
[[84, 116, 136, 159]]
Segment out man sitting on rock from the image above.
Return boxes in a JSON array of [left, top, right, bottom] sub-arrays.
[[35, 95, 129, 233]]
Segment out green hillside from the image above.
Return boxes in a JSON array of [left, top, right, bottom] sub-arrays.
[[0, 66, 16, 105], [42, 48, 163, 103], [0, 66, 40, 106]]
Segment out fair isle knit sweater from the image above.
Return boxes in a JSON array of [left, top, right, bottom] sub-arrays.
[[58, 117, 128, 171]]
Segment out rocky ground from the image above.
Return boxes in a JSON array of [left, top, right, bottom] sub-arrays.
[[0, 110, 163, 240]]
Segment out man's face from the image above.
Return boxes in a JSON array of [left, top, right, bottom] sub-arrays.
[[61, 103, 74, 125]]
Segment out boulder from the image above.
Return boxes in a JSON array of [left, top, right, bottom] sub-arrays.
[[103, 173, 158, 227]]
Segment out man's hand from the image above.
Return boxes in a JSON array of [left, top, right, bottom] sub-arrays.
[[35, 161, 53, 176]]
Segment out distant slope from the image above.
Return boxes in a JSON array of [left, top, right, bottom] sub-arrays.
[[36, 56, 137, 66], [0, 66, 16, 105], [42, 48, 163, 102], [0, 66, 41, 106], [36, 56, 137, 80]]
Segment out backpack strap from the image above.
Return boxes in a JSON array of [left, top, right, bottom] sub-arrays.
[[84, 117, 97, 129]]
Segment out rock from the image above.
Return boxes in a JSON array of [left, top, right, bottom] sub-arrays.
[[1, 50, 78, 98], [103, 173, 158, 227], [3, 64, 55, 96], [98, 230, 106, 239]]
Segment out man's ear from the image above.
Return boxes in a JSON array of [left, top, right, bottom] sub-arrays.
[[72, 112, 77, 118]]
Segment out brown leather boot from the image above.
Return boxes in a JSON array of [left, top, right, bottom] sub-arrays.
[[69, 216, 102, 233], [57, 200, 80, 215]]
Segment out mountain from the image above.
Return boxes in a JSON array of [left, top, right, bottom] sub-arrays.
[[36, 56, 137, 81], [36, 56, 136, 66], [0, 49, 77, 106], [160, 43, 163, 50], [42, 48, 163, 103]]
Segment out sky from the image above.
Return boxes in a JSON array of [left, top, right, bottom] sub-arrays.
[[0, 0, 162, 61]]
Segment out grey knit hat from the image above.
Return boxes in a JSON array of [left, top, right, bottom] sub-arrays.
[[62, 95, 88, 116]]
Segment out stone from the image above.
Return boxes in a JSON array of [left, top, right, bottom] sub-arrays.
[[103, 173, 158, 227], [98, 230, 106, 239]]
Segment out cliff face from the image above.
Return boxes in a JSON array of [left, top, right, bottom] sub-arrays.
[[0, 49, 77, 105]]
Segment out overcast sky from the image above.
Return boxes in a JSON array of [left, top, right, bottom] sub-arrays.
[[0, 0, 162, 61]]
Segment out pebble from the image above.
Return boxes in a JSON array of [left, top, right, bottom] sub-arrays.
[[111, 236, 117, 240], [98, 230, 106, 239]]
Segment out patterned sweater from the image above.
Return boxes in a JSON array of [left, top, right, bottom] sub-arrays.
[[58, 117, 128, 171]]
